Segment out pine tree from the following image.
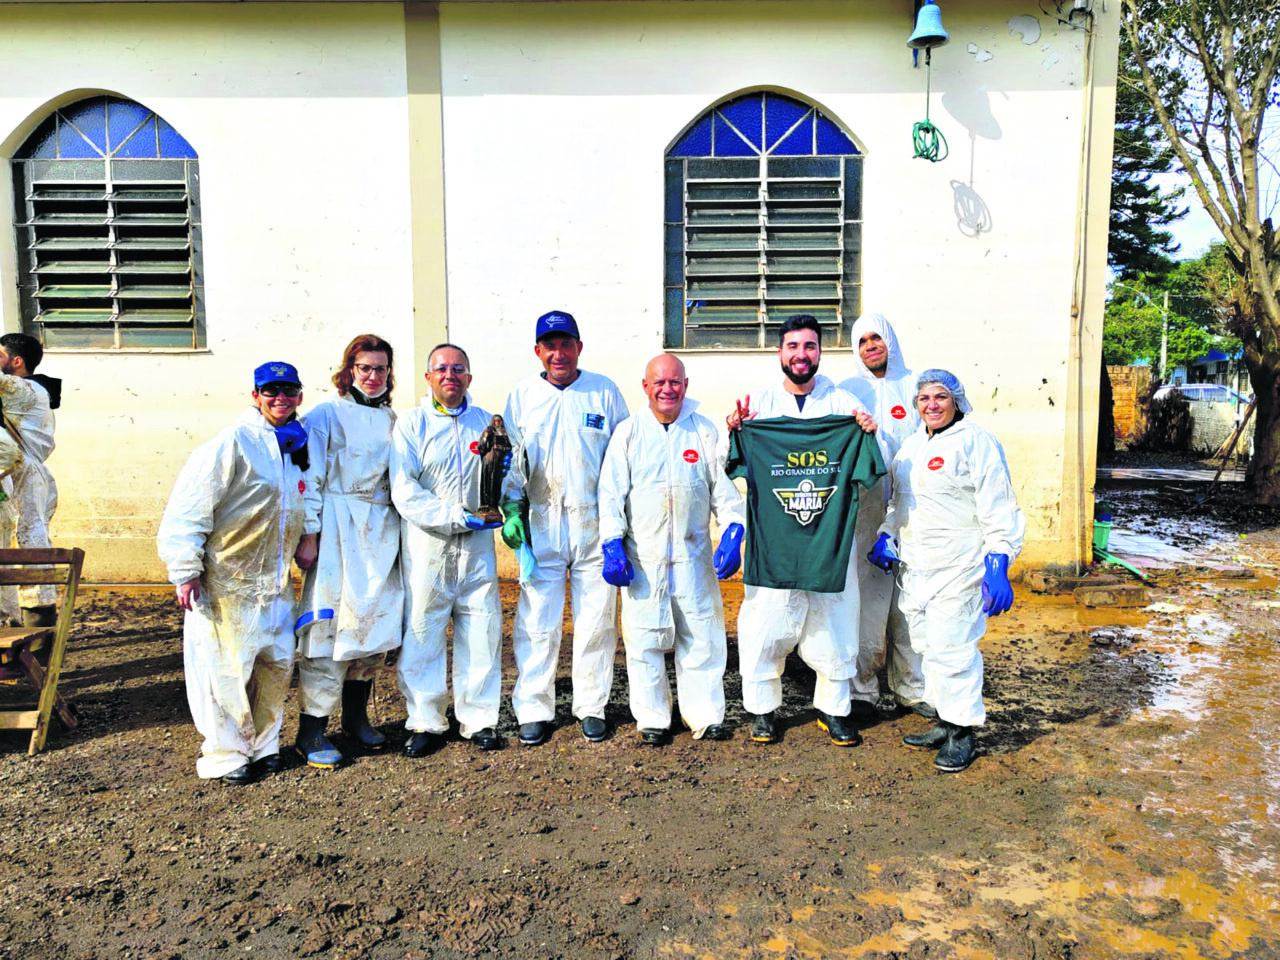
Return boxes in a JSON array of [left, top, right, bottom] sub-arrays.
[[1108, 32, 1187, 280]]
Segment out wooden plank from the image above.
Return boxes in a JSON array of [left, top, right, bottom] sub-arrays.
[[0, 710, 40, 729], [0, 569, 70, 585], [0, 548, 80, 564]]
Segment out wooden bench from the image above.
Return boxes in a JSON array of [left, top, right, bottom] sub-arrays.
[[0, 547, 85, 755]]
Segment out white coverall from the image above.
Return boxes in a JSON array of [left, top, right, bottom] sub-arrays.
[[0, 374, 58, 608], [502, 370, 629, 724], [157, 408, 318, 779], [837, 313, 928, 709], [598, 401, 745, 737], [0, 429, 25, 623], [880, 418, 1025, 727], [391, 396, 501, 739], [725, 375, 886, 717], [296, 394, 404, 716]]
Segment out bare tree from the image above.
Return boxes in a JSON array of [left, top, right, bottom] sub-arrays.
[[1120, 0, 1280, 500]]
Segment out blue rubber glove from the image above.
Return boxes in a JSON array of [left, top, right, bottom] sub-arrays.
[[601, 537, 634, 587], [713, 523, 744, 579], [981, 553, 1013, 616], [867, 532, 898, 573], [464, 512, 502, 531]]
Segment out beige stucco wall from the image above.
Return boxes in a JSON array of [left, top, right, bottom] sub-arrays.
[[436, 0, 1117, 570], [0, 0, 1116, 580], [0, 2, 420, 581]]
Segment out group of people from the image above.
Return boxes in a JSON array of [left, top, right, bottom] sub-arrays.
[[157, 309, 1024, 786]]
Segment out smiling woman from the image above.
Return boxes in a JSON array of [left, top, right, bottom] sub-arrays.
[[156, 358, 320, 785]]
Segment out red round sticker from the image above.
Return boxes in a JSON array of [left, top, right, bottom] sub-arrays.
[[891, 405, 907, 419], [682, 449, 700, 464], [469, 441, 480, 455], [298, 480, 306, 493], [927, 457, 945, 471]]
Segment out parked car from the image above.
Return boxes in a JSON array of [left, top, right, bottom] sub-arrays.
[[1153, 383, 1251, 406]]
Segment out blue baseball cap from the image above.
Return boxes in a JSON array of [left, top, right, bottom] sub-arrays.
[[535, 310, 580, 343], [254, 361, 302, 389]]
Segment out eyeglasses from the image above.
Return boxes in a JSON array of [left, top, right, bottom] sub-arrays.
[[431, 364, 469, 376], [354, 364, 389, 376], [258, 383, 302, 398]]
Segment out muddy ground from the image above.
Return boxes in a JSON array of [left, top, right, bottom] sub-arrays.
[[2, 481, 1279, 960]]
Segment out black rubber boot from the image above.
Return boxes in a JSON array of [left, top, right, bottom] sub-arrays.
[[340, 680, 387, 751], [934, 724, 976, 773], [295, 713, 344, 769], [21, 605, 57, 629], [903, 720, 950, 750]]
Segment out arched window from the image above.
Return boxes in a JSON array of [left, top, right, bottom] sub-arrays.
[[12, 96, 204, 349], [664, 91, 862, 350]]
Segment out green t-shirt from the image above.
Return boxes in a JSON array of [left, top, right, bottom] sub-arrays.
[[726, 415, 885, 592]]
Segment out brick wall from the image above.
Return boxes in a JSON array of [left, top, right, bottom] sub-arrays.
[[1107, 365, 1151, 439]]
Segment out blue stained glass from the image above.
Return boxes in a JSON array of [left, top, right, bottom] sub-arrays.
[[107, 99, 151, 153], [22, 118, 58, 159], [115, 118, 158, 158], [771, 117, 813, 156], [816, 115, 859, 155], [719, 94, 763, 150], [670, 115, 712, 157], [56, 120, 101, 159], [765, 95, 810, 151], [713, 113, 757, 157], [157, 118, 197, 158], [65, 98, 108, 154]]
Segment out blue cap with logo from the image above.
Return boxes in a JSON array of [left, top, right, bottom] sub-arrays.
[[254, 361, 302, 390], [535, 310, 580, 343]]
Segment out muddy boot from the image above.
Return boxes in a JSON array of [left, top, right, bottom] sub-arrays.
[[934, 724, 976, 773], [340, 680, 387, 751], [21, 605, 57, 628], [295, 713, 344, 769], [903, 720, 950, 751]]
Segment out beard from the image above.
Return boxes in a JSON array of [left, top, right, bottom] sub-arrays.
[[781, 360, 818, 386]]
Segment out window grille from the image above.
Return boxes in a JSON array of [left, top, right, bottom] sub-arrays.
[[11, 96, 203, 350], [664, 91, 862, 349]]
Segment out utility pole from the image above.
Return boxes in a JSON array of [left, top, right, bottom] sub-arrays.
[[1159, 289, 1169, 380]]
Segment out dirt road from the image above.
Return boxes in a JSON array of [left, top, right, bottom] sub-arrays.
[[2, 490, 1278, 959]]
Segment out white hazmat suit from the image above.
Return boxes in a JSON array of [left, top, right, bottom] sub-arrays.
[[725, 375, 884, 718], [0, 374, 58, 609], [838, 313, 928, 711], [296, 394, 404, 716], [502, 370, 628, 724], [157, 409, 318, 779], [391, 396, 502, 739], [598, 401, 745, 737], [880, 415, 1025, 727]]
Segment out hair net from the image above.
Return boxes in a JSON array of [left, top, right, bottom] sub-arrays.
[[915, 369, 973, 414]]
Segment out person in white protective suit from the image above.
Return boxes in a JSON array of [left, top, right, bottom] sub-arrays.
[[597, 354, 746, 745], [500, 311, 629, 747], [293, 334, 405, 769], [868, 369, 1025, 773], [0, 333, 60, 628], [391, 343, 505, 756], [723, 314, 883, 748], [157, 361, 320, 785], [0, 430, 26, 627], [837, 313, 933, 720]]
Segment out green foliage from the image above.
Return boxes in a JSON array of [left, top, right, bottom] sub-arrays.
[[1104, 244, 1242, 375]]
